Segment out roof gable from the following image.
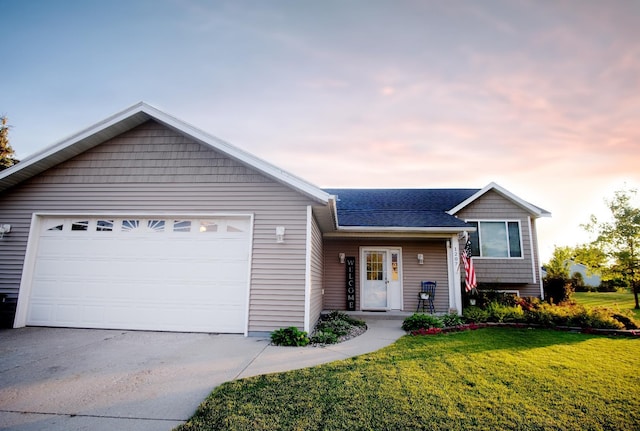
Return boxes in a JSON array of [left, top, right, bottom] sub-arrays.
[[446, 182, 551, 218], [0, 102, 330, 204]]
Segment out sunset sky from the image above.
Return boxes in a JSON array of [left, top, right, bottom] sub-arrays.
[[2, 0, 639, 262]]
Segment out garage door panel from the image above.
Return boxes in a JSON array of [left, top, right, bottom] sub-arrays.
[[26, 216, 251, 333]]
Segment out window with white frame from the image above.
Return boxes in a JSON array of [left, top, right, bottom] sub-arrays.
[[467, 221, 522, 258]]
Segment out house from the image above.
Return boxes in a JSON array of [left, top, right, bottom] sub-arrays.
[[0, 103, 551, 336]]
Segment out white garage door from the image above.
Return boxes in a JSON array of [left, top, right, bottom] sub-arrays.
[[26, 216, 251, 333]]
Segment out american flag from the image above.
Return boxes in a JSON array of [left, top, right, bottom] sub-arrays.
[[462, 237, 477, 292]]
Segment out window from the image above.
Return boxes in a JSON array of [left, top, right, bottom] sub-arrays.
[[467, 221, 522, 258], [366, 252, 384, 281], [71, 220, 89, 231], [96, 220, 114, 232], [173, 220, 192, 232]]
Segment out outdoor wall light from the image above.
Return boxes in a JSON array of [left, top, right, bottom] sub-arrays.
[[275, 226, 285, 243], [417, 253, 424, 265], [0, 224, 11, 239], [339, 253, 346, 264]]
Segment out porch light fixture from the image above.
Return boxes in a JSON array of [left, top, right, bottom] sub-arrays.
[[0, 224, 11, 239], [339, 253, 346, 264], [275, 226, 285, 243], [417, 253, 424, 265]]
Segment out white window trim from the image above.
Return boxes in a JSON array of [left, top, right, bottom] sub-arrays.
[[466, 219, 524, 260]]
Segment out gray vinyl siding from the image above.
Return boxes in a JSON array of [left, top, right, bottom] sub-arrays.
[[308, 214, 324, 330], [323, 239, 450, 313], [0, 120, 315, 332], [455, 190, 541, 295]]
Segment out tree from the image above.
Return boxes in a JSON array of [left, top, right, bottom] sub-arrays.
[[583, 188, 640, 309], [544, 245, 573, 279], [0, 116, 19, 170], [543, 246, 574, 303]]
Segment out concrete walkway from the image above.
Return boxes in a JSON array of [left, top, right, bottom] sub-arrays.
[[0, 319, 405, 431]]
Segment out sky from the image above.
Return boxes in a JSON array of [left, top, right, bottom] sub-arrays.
[[2, 0, 640, 263]]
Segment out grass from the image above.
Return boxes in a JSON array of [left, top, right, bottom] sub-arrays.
[[574, 291, 640, 319], [175, 328, 640, 431]]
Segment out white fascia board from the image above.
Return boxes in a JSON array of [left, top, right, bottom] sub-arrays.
[[447, 182, 551, 218]]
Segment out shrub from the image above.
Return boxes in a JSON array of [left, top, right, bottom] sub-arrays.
[[441, 312, 465, 327], [463, 306, 489, 323], [310, 330, 339, 345], [402, 313, 444, 331], [544, 276, 574, 303], [411, 327, 443, 336], [271, 327, 310, 346], [325, 310, 366, 327], [612, 312, 640, 330], [309, 311, 366, 345], [485, 302, 524, 323], [571, 272, 587, 292], [315, 318, 352, 337]]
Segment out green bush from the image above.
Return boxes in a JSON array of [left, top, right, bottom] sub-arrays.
[[308, 311, 366, 345], [315, 318, 352, 337], [544, 276, 574, 303], [441, 312, 465, 327], [270, 327, 310, 346], [402, 313, 443, 331], [325, 310, 366, 327], [612, 312, 640, 329], [463, 306, 489, 323], [485, 302, 524, 323], [310, 330, 339, 345]]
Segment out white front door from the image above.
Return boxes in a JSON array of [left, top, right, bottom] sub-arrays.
[[361, 248, 403, 310]]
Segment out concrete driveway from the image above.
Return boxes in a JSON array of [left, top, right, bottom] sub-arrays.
[[0, 328, 271, 431], [0, 320, 405, 431]]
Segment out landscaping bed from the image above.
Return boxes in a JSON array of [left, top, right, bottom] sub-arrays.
[[270, 311, 367, 347]]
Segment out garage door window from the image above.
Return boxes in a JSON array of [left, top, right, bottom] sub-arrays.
[[71, 220, 89, 231], [173, 220, 192, 232], [97, 220, 114, 232], [122, 219, 165, 233], [199, 220, 218, 233]]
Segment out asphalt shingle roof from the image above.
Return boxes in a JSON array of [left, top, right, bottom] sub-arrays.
[[322, 188, 479, 228]]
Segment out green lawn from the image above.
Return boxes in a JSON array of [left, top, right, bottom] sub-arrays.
[[574, 291, 640, 319], [175, 328, 640, 431]]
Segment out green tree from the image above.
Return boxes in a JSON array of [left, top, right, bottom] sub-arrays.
[[0, 116, 19, 170], [543, 246, 574, 303], [583, 188, 640, 309]]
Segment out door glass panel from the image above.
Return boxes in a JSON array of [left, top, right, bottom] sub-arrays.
[[391, 252, 399, 281], [366, 252, 384, 281]]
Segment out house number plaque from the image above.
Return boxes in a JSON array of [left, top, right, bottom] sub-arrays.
[[346, 256, 356, 311]]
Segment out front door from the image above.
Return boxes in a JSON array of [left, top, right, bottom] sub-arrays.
[[361, 248, 403, 310]]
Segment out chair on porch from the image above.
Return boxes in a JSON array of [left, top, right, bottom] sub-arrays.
[[416, 281, 436, 313]]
